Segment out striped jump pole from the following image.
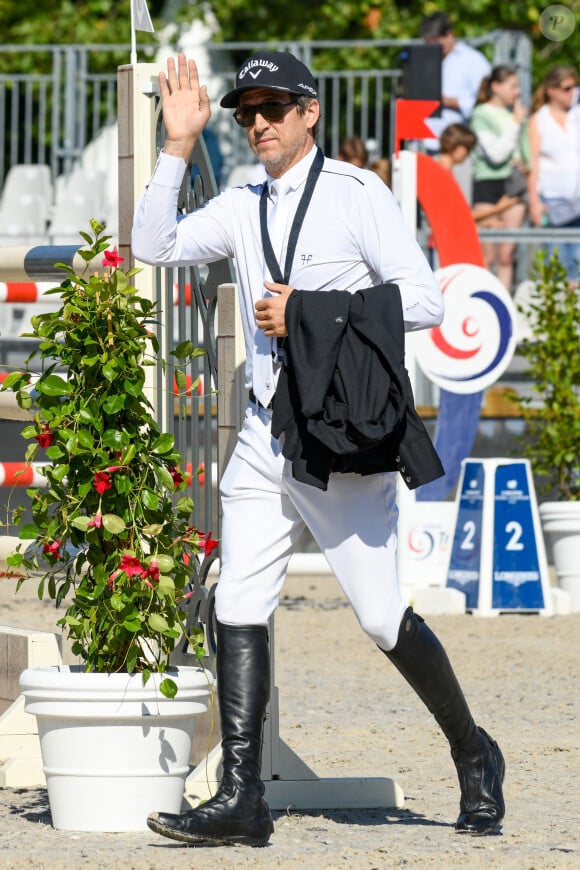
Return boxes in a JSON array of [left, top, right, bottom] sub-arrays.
[[0, 282, 194, 306], [0, 371, 205, 397], [0, 462, 48, 487], [0, 461, 216, 488], [0, 245, 107, 282]]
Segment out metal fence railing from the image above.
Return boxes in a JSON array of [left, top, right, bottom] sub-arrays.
[[0, 31, 532, 190]]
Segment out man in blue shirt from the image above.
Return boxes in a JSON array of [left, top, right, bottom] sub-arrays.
[[420, 11, 491, 153]]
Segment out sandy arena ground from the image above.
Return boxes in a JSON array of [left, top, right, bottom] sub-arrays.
[[0, 571, 578, 869]]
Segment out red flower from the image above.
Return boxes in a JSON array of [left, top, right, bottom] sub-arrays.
[[169, 465, 184, 488], [105, 465, 122, 473], [88, 513, 103, 529], [93, 471, 112, 493], [42, 539, 61, 559], [119, 554, 145, 577], [198, 531, 218, 557], [102, 247, 124, 269], [197, 462, 205, 487], [145, 560, 159, 581], [143, 559, 160, 589], [35, 424, 53, 449]]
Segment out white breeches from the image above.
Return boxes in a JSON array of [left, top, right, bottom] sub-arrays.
[[215, 404, 407, 651]]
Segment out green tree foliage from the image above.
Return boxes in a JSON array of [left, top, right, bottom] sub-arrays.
[[0, 0, 165, 73], [0, 0, 577, 85], [196, 0, 579, 87]]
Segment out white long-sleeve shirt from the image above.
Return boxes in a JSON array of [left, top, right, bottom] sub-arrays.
[[132, 146, 444, 388]]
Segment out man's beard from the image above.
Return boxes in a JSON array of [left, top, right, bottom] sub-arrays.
[[255, 131, 310, 177]]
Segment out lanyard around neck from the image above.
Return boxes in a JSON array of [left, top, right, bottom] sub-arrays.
[[259, 147, 324, 285]]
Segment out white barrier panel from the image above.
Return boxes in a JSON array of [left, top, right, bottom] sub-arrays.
[[446, 458, 553, 616], [397, 500, 455, 588]]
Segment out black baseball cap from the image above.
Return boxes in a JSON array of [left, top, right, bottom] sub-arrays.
[[220, 50, 318, 108]]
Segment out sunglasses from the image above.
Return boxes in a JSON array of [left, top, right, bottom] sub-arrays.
[[233, 97, 299, 128]]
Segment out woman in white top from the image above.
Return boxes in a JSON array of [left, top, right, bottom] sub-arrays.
[[527, 65, 580, 281], [470, 66, 528, 291]]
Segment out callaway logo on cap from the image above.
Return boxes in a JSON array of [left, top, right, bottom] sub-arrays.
[[220, 51, 318, 108]]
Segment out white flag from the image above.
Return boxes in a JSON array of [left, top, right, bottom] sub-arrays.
[[131, 0, 155, 33]]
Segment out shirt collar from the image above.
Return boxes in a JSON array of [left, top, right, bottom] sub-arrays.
[[266, 145, 318, 198]]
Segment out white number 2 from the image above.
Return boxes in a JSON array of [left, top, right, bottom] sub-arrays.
[[505, 521, 524, 551], [460, 520, 524, 551], [460, 520, 476, 550]]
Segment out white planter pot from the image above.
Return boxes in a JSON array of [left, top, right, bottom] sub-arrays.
[[539, 501, 580, 612], [19, 665, 213, 832]]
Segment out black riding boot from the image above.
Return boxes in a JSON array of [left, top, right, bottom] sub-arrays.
[[147, 622, 274, 846], [382, 607, 505, 835]]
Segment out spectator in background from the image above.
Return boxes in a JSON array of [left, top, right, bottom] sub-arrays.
[[526, 65, 580, 282], [369, 157, 392, 188], [470, 66, 528, 291], [438, 123, 521, 225], [336, 136, 368, 167], [419, 11, 490, 154]]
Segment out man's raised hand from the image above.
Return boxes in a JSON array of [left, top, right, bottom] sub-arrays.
[[159, 54, 211, 160]]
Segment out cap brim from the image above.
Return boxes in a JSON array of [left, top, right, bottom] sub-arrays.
[[220, 84, 298, 109]]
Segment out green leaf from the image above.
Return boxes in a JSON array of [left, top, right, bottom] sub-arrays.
[[142, 523, 163, 536], [25, 443, 40, 462], [157, 574, 175, 595], [154, 554, 174, 573], [176, 496, 195, 514], [123, 376, 144, 397], [114, 475, 132, 495], [102, 514, 126, 534], [151, 433, 175, 455], [110, 593, 125, 611], [126, 644, 139, 673], [155, 466, 175, 490], [103, 394, 125, 414], [121, 443, 137, 466], [102, 429, 124, 449], [19, 523, 39, 540], [51, 464, 69, 482], [79, 408, 96, 424], [159, 677, 178, 699], [77, 429, 94, 449], [148, 613, 169, 632], [102, 360, 117, 382], [36, 374, 72, 397], [171, 340, 196, 360], [142, 490, 160, 510], [71, 516, 90, 531], [45, 445, 65, 460]]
